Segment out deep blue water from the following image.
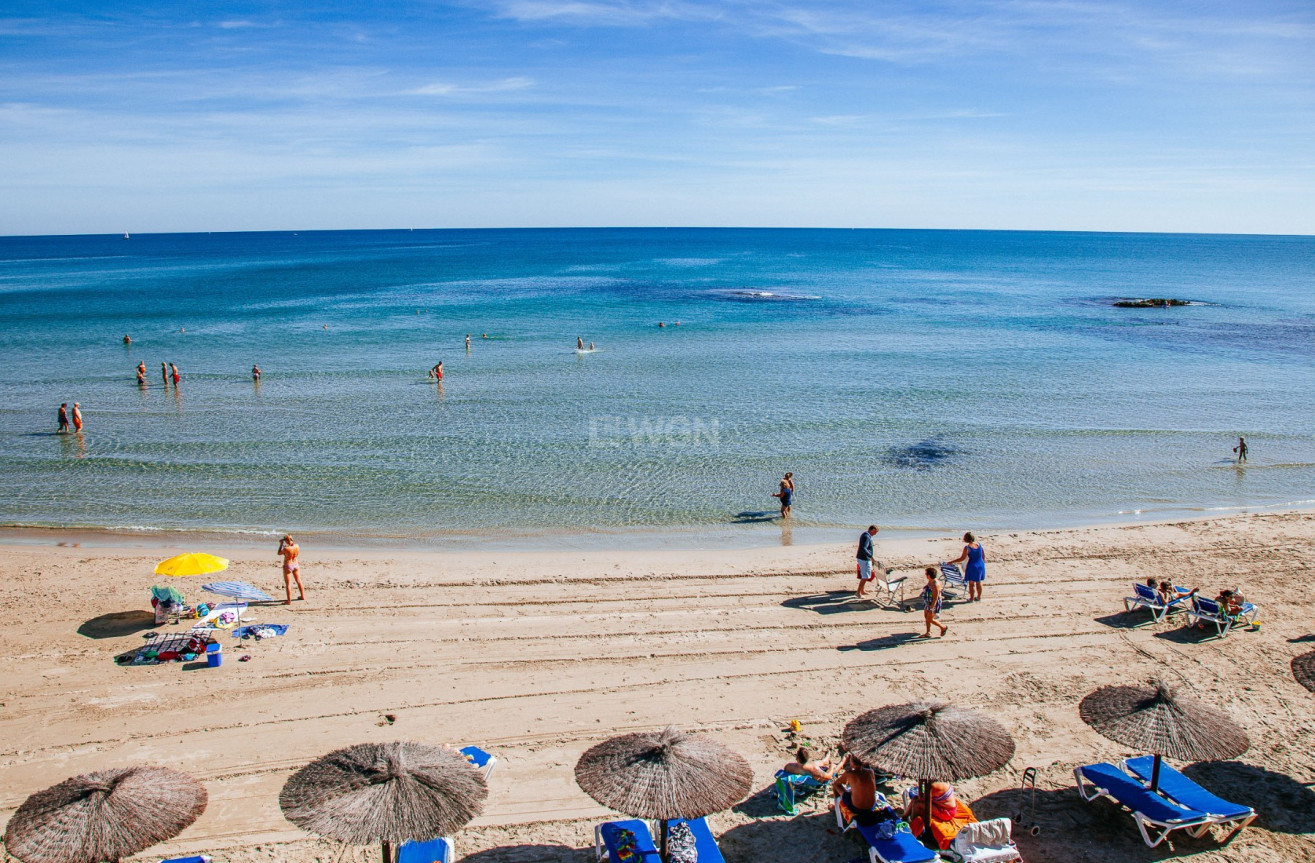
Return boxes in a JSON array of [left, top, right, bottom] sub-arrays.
[[1, 228, 1312, 545]]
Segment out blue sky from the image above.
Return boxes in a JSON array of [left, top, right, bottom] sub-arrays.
[[1, 1, 1312, 234]]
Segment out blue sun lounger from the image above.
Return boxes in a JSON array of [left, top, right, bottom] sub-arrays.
[[1124, 583, 1192, 623], [1075, 763, 1212, 847], [1122, 756, 1257, 835], [459, 744, 498, 779], [775, 769, 826, 815], [1188, 596, 1257, 637], [595, 819, 661, 863], [395, 838, 452, 863], [666, 818, 726, 863], [855, 820, 938, 863]]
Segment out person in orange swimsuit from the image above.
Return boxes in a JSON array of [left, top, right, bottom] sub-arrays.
[[277, 535, 305, 604]]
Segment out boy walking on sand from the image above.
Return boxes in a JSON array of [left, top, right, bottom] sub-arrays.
[[277, 535, 306, 605]]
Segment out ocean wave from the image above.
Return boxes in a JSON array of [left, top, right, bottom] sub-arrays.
[[707, 288, 822, 302]]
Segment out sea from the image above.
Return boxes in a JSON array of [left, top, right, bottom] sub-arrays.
[[1, 228, 1312, 548]]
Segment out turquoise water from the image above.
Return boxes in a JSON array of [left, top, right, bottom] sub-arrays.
[[1, 228, 1312, 545]]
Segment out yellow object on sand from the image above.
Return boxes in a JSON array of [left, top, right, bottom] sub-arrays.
[[154, 552, 229, 577], [789, 720, 801, 732]]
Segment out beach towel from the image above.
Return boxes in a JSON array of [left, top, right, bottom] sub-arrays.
[[232, 624, 288, 639]]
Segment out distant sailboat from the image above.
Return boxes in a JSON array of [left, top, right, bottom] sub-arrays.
[[123, 231, 130, 239]]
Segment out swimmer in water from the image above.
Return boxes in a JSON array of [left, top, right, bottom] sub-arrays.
[[589, 342, 594, 350], [252, 364, 261, 381], [577, 336, 584, 350], [123, 334, 131, 345], [482, 333, 488, 339], [658, 322, 666, 328], [136, 364, 146, 385], [465, 334, 471, 350], [170, 363, 180, 386]]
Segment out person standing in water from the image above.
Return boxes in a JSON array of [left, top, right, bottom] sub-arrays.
[[772, 471, 794, 519], [1233, 436, 1248, 464], [947, 532, 986, 602], [465, 334, 471, 350], [431, 361, 443, 381], [277, 535, 305, 604], [123, 334, 131, 345], [252, 364, 261, 381], [577, 336, 584, 350], [71, 402, 83, 432], [57, 403, 69, 433], [170, 363, 180, 386], [161, 362, 170, 387]]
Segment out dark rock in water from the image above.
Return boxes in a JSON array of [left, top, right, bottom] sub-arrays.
[[883, 437, 959, 470], [1113, 298, 1190, 308]]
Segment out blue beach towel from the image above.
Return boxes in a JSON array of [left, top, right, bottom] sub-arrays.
[[231, 624, 288, 639]]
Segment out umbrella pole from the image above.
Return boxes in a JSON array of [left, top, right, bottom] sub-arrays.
[[659, 819, 669, 863], [923, 778, 933, 845], [382, 840, 391, 863], [1150, 754, 1163, 793]]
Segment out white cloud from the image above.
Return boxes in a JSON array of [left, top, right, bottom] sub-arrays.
[[408, 77, 535, 96]]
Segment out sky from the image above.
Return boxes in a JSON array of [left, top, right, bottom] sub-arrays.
[[1, 1, 1312, 235]]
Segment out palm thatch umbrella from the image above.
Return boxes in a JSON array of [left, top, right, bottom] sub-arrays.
[[842, 701, 1015, 844], [3, 766, 207, 863], [279, 741, 487, 863], [574, 726, 752, 862], [1079, 681, 1249, 792], [1291, 651, 1315, 693]]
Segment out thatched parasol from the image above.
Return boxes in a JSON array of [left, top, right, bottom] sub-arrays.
[[842, 702, 1015, 844], [1079, 681, 1249, 791], [3, 766, 207, 863], [280, 741, 487, 863], [1292, 652, 1315, 694], [574, 726, 751, 862]]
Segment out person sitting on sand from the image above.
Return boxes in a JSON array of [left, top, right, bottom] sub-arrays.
[[277, 535, 305, 605], [919, 567, 948, 638], [901, 782, 977, 849], [784, 748, 834, 783]]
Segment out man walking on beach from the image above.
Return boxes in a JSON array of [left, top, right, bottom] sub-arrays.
[[277, 535, 305, 605], [855, 524, 879, 599], [57, 403, 69, 433]]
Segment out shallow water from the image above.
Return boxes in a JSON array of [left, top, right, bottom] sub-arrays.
[[1, 228, 1312, 545]]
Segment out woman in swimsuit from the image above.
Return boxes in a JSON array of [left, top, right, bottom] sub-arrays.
[[920, 567, 947, 638], [948, 532, 986, 601]]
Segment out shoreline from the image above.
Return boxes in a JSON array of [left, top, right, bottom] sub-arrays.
[[2, 499, 1312, 554]]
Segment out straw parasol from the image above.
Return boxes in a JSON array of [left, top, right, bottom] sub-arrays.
[[279, 741, 487, 863], [842, 701, 1015, 844], [574, 726, 752, 862], [1291, 652, 1315, 693], [3, 766, 207, 863], [1079, 680, 1249, 791]]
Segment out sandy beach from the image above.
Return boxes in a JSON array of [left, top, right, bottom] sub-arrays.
[[1, 511, 1313, 863]]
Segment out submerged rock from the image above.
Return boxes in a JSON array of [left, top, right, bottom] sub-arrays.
[[1113, 298, 1190, 308]]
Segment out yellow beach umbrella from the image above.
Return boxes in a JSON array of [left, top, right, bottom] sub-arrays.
[[154, 552, 229, 577]]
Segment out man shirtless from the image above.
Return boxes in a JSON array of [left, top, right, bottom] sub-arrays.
[[277, 535, 306, 604], [832, 752, 885, 826]]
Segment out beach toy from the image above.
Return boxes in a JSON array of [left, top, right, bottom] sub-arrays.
[[789, 719, 801, 733], [206, 642, 223, 668]]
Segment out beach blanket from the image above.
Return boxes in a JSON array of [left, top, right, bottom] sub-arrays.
[[192, 602, 248, 630], [115, 632, 209, 665], [232, 624, 288, 639]]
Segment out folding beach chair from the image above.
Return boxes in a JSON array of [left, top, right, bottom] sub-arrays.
[[873, 572, 911, 610], [1123, 583, 1192, 623], [395, 838, 453, 863], [774, 769, 826, 815], [1187, 596, 1257, 638], [459, 745, 498, 779], [940, 563, 967, 600], [595, 819, 661, 863], [160, 857, 210, 863], [1122, 756, 1257, 836], [1074, 763, 1211, 848], [946, 818, 1021, 863]]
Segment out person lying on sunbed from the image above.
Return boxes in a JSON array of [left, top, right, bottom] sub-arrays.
[[901, 782, 977, 849], [1157, 579, 1196, 606], [784, 747, 834, 783]]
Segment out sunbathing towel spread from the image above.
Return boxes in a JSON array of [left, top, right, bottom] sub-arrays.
[[232, 624, 288, 639], [910, 800, 978, 849]]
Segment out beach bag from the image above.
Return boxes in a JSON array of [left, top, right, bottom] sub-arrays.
[[668, 821, 697, 863]]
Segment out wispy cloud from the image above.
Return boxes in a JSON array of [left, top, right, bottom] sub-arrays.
[[408, 77, 535, 96]]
